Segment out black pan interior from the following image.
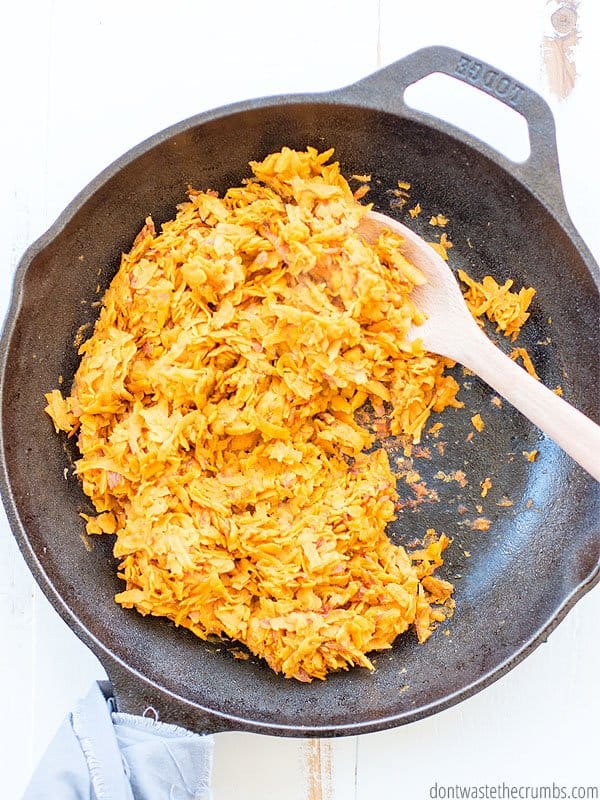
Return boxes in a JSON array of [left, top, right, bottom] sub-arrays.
[[3, 102, 599, 732]]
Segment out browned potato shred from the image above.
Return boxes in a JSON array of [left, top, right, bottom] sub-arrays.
[[44, 147, 469, 682]]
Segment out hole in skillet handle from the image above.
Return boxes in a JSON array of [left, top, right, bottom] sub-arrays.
[[404, 72, 531, 163]]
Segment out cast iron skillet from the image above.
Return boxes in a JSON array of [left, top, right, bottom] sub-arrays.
[[1, 46, 599, 736]]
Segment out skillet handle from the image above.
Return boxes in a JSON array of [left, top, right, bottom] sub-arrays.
[[338, 46, 568, 217]]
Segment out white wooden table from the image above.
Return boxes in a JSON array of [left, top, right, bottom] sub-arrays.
[[1, 2, 599, 797]]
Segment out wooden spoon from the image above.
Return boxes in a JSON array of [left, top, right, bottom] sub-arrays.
[[359, 210, 600, 482]]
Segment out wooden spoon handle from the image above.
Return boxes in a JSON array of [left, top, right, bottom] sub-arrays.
[[460, 333, 600, 481]]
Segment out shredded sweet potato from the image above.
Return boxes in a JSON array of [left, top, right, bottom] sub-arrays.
[[480, 477, 492, 498], [471, 413, 485, 432], [428, 233, 453, 261], [523, 449, 539, 462], [458, 269, 535, 341], [46, 147, 527, 682], [429, 214, 449, 227], [510, 346, 540, 380], [470, 517, 492, 531]]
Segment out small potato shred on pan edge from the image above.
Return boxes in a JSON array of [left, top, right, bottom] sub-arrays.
[[45, 147, 529, 682]]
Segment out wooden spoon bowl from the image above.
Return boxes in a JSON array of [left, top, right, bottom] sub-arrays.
[[359, 210, 600, 481]]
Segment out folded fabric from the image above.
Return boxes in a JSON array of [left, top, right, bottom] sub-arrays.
[[22, 682, 214, 800]]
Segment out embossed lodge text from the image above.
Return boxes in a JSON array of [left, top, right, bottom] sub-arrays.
[[455, 55, 524, 108]]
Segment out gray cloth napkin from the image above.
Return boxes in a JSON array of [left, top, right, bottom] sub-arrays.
[[22, 682, 213, 800]]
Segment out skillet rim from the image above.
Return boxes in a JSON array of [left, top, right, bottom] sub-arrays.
[[1, 68, 599, 736]]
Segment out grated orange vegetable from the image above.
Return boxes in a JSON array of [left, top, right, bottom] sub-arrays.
[[510, 347, 540, 380], [496, 496, 514, 508], [470, 517, 492, 531], [523, 449, 539, 462], [458, 269, 535, 342], [353, 184, 370, 201], [428, 214, 449, 227], [471, 413, 485, 432], [44, 147, 460, 682], [428, 233, 453, 261]]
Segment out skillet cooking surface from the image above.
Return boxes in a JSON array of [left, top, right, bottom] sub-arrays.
[[1, 51, 599, 735]]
